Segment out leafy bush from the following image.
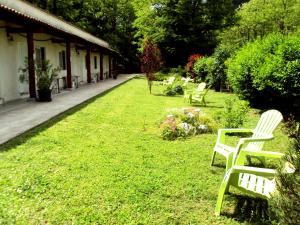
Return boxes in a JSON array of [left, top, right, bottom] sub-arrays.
[[154, 66, 186, 81], [215, 97, 250, 128], [193, 47, 230, 91], [227, 33, 300, 110], [160, 108, 217, 140], [193, 56, 214, 82], [185, 54, 203, 79], [207, 47, 230, 92], [270, 119, 300, 225], [164, 85, 184, 96]]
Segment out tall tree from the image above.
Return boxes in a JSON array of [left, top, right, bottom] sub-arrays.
[[132, 0, 235, 67], [219, 0, 300, 52], [25, 0, 140, 72]]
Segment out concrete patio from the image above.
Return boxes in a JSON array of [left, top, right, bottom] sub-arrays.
[[0, 74, 135, 145]]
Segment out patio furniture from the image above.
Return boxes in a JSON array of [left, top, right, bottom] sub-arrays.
[[211, 110, 283, 171], [190, 86, 210, 106], [162, 76, 175, 86], [214, 148, 287, 216], [184, 82, 206, 103]]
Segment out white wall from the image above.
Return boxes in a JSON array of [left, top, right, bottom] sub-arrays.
[[0, 24, 25, 102], [0, 21, 112, 103]]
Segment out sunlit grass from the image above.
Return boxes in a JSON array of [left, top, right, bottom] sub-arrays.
[[0, 78, 289, 224]]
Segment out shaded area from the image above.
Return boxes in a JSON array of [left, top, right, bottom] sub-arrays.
[[223, 194, 271, 225]]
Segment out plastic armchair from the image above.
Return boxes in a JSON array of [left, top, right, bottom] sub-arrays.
[[211, 110, 283, 170]]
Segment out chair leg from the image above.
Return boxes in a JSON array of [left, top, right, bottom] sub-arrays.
[[211, 151, 216, 166], [215, 171, 231, 216]]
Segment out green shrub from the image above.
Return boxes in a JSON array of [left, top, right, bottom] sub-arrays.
[[193, 56, 214, 82], [227, 33, 300, 110], [193, 47, 230, 91], [215, 97, 250, 128], [270, 119, 300, 225], [208, 47, 231, 92], [155, 66, 186, 81], [164, 84, 184, 96]]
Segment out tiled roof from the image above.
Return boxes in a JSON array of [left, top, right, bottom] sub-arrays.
[[0, 0, 112, 51]]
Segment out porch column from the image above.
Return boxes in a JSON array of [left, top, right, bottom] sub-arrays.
[[66, 40, 72, 88], [108, 55, 112, 78], [27, 32, 36, 98], [99, 53, 103, 80], [86, 47, 91, 83]]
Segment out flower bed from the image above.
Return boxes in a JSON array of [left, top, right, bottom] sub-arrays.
[[160, 107, 218, 140]]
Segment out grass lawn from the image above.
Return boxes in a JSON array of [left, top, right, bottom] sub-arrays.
[[0, 77, 289, 224]]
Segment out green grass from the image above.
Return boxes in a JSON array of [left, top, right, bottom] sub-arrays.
[[0, 78, 289, 224]]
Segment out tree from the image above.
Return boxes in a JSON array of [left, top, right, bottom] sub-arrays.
[[140, 38, 162, 94], [25, 0, 140, 72], [219, 0, 300, 52], [132, 0, 235, 67]]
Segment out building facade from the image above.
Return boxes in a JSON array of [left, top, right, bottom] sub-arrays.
[[0, 0, 118, 104]]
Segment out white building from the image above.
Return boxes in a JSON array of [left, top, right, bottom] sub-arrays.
[[0, 0, 118, 104]]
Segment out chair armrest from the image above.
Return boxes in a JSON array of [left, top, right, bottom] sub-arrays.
[[232, 165, 277, 177], [239, 135, 274, 144], [219, 128, 253, 134], [241, 150, 284, 159], [216, 129, 253, 144]]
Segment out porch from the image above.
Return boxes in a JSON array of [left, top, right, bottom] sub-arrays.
[[0, 74, 135, 145]]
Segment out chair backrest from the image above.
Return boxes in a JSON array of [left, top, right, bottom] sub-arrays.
[[247, 109, 283, 151], [168, 77, 176, 84], [231, 110, 283, 165], [196, 82, 206, 92]]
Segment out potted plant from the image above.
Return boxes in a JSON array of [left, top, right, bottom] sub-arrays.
[[19, 59, 60, 102]]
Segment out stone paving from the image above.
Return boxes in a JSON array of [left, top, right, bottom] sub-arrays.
[[0, 74, 135, 145]]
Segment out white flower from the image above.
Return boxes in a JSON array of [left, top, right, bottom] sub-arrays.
[[187, 112, 195, 118], [180, 122, 190, 134], [166, 114, 174, 119], [198, 124, 208, 133]]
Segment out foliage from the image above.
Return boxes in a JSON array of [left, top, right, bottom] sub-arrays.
[[132, 0, 235, 66], [207, 47, 231, 91], [19, 58, 60, 90], [270, 119, 300, 225], [215, 96, 249, 128], [219, 0, 300, 53], [193, 56, 214, 82], [0, 78, 289, 224], [160, 108, 217, 140], [140, 38, 162, 93], [185, 54, 203, 79], [154, 66, 186, 81], [193, 47, 231, 91], [227, 32, 300, 109], [163, 84, 184, 96], [26, 0, 140, 72]]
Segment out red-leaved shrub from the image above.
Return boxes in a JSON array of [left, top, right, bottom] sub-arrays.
[[185, 54, 203, 79]]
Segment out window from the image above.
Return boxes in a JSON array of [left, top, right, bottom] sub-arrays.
[[59, 50, 66, 70], [35, 46, 46, 68], [94, 56, 97, 69]]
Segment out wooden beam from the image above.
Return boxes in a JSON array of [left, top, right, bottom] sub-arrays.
[[52, 38, 66, 44], [100, 53, 103, 80], [86, 47, 91, 83], [66, 40, 72, 88], [27, 32, 36, 98]]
